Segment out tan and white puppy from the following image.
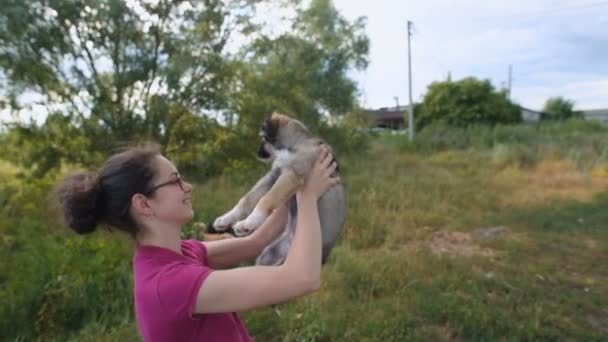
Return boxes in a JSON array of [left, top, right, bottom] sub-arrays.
[[212, 113, 346, 265]]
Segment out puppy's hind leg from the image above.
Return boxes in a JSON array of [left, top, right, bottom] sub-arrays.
[[213, 169, 280, 231], [256, 220, 295, 266], [233, 169, 303, 236]]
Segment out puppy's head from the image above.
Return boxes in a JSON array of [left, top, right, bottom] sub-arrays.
[[257, 113, 289, 162], [257, 112, 311, 162]]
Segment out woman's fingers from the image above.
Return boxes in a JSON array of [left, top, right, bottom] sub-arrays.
[[323, 161, 337, 177], [319, 149, 332, 168]]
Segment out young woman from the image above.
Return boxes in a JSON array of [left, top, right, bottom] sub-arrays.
[[58, 144, 339, 341]]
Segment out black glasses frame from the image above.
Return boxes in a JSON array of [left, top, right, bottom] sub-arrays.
[[143, 175, 186, 196], [120, 175, 187, 217]]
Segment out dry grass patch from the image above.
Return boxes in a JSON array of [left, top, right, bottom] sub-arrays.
[[532, 160, 590, 187], [591, 165, 608, 178], [395, 226, 518, 258], [493, 160, 608, 206], [587, 308, 608, 337], [428, 230, 497, 257]]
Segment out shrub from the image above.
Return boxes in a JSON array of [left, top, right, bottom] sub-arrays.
[[541, 97, 583, 121], [417, 77, 522, 129]]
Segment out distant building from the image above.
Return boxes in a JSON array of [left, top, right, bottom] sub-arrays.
[[582, 108, 608, 124], [518, 106, 544, 122], [519, 106, 608, 125], [366, 105, 608, 128], [365, 106, 410, 129]]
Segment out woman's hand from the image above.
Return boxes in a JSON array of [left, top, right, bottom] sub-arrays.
[[298, 146, 340, 200]]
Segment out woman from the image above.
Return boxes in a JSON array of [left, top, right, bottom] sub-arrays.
[[58, 144, 339, 341]]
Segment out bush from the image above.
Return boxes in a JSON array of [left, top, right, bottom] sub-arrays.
[[166, 114, 259, 183], [541, 97, 583, 121], [0, 166, 135, 341], [318, 110, 373, 156], [417, 77, 522, 129]]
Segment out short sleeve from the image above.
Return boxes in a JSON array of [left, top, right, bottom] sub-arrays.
[[182, 240, 210, 266], [157, 262, 213, 320]]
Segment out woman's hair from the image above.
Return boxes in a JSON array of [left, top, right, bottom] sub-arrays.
[[58, 145, 161, 237]]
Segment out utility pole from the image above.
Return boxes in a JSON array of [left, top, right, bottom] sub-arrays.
[[407, 20, 414, 141], [507, 64, 512, 100]]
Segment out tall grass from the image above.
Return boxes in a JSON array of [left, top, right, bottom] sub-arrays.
[[390, 119, 608, 172], [1, 120, 607, 340]]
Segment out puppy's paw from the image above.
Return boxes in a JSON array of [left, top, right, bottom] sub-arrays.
[[213, 208, 244, 231], [233, 209, 267, 237], [232, 221, 252, 237]]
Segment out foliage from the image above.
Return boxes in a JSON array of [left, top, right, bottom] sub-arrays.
[[416, 77, 522, 129], [0, 0, 369, 178], [231, 0, 369, 132], [1, 113, 103, 177], [317, 109, 373, 155], [541, 96, 584, 121], [164, 111, 254, 182]]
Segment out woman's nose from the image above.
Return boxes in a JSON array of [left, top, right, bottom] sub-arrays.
[[184, 181, 193, 193]]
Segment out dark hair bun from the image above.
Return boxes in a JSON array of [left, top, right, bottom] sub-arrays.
[[58, 173, 103, 234]]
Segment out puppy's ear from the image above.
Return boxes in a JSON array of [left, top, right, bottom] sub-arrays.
[[270, 112, 290, 127]]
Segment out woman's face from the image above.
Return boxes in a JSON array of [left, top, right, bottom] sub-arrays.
[[146, 155, 194, 225]]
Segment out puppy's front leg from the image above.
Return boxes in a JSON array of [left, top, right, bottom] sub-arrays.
[[233, 169, 303, 236], [213, 169, 280, 231]]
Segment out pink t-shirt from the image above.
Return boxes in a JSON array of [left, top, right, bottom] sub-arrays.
[[133, 239, 253, 342]]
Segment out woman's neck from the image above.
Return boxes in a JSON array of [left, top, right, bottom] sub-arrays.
[[136, 223, 183, 254]]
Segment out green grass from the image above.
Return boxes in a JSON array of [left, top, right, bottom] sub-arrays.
[[1, 120, 608, 341]]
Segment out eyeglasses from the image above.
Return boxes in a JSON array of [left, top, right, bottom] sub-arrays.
[[144, 175, 187, 196], [120, 175, 188, 217]]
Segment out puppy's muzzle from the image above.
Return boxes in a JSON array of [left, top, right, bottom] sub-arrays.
[[257, 142, 272, 160]]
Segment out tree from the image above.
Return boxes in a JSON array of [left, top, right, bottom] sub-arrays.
[[416, 77, 522, 129], [0, 0, 257, 172], [231, 0, 369, 131], [0, 0, 369, 177], [541, 96, 583, 121]]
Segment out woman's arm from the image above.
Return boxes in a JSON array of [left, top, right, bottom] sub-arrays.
[[203, 205, 288, 269], [194, 147, 339, 314]]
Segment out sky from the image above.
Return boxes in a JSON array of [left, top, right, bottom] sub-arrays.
[[2, 0, 607, 125], [332, 0, 608, 110]]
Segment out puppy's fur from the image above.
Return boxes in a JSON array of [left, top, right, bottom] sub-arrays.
[[212, 113, 346, 265]]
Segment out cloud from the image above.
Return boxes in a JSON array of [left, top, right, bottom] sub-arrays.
[[333, 0, 608, 109]]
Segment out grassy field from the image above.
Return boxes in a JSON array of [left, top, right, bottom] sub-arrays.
[[1, 121, 607, 341], [238, 125, 608, 341]]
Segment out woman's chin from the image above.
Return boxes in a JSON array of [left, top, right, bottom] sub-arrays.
[[183, 210, 195, 224]]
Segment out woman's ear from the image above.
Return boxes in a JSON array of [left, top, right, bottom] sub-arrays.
[[131, 193, 154, 217]]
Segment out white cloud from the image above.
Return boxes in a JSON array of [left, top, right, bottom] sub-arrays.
[[333, 0, 608, 110]]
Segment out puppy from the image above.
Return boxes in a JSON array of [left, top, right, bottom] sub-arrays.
[[212, 113, 346, 265]]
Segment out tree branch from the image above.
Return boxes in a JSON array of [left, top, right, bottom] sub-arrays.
[[74, 23, 102, 93]]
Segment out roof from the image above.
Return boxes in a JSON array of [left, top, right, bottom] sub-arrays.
[[365, 106, 411, 121], [582, 108, 608, 117]]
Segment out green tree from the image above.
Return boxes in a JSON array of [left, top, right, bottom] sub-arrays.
[[0, 0, 256, 175], [232, 0, 369, 132], [168, 0, 369, 178], [0, 0, 369, 178], [417, 77, 521, 129], [541, 96, 583, 121]]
